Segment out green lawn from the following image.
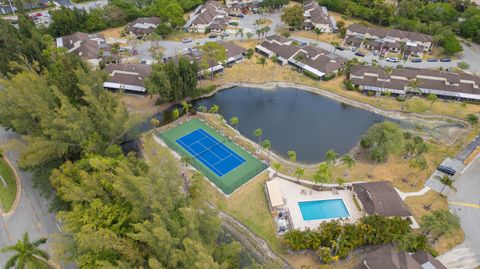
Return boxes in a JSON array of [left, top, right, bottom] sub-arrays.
[[160, 118, 267, 195], [0, 157, 17, 213]]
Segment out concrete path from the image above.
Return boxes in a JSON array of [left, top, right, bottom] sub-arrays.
[[395, 186, 431, 201]]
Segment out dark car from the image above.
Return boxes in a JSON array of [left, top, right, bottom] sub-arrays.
[[354, 52, 365, 57], [335, 46, 345, 51], [437, 166, 456, 176], [237, 14, 244, 18], [427, 58, 438, 62], [411, 58, 422, 63], [208, 34, 218, 39], [440, 57, 451, 62]]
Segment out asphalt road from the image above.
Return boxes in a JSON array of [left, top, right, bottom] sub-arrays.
[[0, 127, 62, 267], [437, 155, 480, 269]]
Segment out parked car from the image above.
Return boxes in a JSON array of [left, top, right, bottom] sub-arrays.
[[354, 52, 365, 57], [386, 57, 399, 63], [351, 47, 357, 52], [335, 46, 345, 51], [440, 57, 451, 62], [427, 58, 438, 62], [437, 166, 456, 176], [132, 49, 138, 55], [208, 34, 218, 39], [411, 58, 422, 63], [237, 14, 244, 18], [182, 38, 192, 43], [373, 50, 378, 56], [221, 32, 229, 37]]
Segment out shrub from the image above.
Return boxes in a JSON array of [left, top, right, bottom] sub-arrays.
[[323, 73, 336, 81], [457, 61, 470, 70], [284, 215, 419, 263], [343, 79, 356, 91], [421, 210, 460, 240], [466, 113, 478, 125], [396, 95, 406, 102]]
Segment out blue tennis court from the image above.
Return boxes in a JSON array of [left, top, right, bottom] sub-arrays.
[[176, 128, 246, 177]]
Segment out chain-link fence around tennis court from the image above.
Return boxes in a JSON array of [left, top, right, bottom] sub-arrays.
[[159, 119, 267, 195]]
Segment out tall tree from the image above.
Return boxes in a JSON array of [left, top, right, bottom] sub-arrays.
[[229, 116, 239, 130], [253, 128, 263, 145], [281, 5, 304, 29], [340, 154, 355, 177], [324, 149, 338, 166], [1, 232, 50, 269], [199, 42, 227, 79]]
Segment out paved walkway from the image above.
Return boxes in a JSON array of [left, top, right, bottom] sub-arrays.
[[395, 186, 431, 201]]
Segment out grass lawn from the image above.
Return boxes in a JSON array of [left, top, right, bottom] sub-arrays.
[[294, 30, 344, 45], [405, 191, 464, 254], [0, 157, 17, 213]]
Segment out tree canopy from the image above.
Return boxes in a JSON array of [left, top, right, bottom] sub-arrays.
[[360, 121, 405, 162]]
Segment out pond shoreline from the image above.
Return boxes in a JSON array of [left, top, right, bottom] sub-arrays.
[[199, 81, 470, 146]]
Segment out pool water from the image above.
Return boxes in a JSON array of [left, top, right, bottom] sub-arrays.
[[298, 199, 350, 221]]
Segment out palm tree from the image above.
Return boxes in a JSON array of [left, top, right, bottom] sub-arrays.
[[426, 93, 438, 109], [336, 177, 345, 188], [410, 156, 428, 186], [261, 139, 272, 160], [380, 66, 393, 97], [340, 154, 355, 177], [180, 156, 193, 167], [229, 116, 239, 130], [294, 167, 305, 182], [287, 150, 297, 174], [324, 149, 338, 166], [439, 175, 456, 195], [1, 232, 50, 269], [208, 104, 219, 114], [181, 101, 192, 115], [313, 165, 330, 189], [272, 162, 281, 175], [235, 28, 244, 39], [313, 27, 323, 45], [172, 108, 180, 120], [246, 32, 254, 40], [406, 78, 421, 98], [253, 128, 263, 145], [198, 106, 207, 113], [257, 57, 267, 69]]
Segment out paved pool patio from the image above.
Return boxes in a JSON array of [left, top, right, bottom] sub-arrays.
[[272, 177, 363, 231]]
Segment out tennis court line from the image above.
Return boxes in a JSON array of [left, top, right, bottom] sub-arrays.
[[197, 129, 245, 163], [177, 137, 225, 177]]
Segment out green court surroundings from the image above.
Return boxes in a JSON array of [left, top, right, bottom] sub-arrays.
[[159, 118, 267, 195], [0, 156, 17, 213]]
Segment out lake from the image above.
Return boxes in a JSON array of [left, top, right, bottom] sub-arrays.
[[193, 86, 387, 164]]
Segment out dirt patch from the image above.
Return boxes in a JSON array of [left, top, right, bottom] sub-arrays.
[[294, 30, 343, 45], [98, 26, 124, 39]]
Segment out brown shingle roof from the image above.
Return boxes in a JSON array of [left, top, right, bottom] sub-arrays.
[[355, 245, 422, 269], [411, 251, 447, 269], [104, 63, 152, 87], [218, 41, 246, 58], [348, 24, 433, 43], [353, 181, 411, 217]]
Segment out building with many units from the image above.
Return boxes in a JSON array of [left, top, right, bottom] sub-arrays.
[[103, 63, 152, 94], [303, 0, 337, 33], [126, 17, 161, 38], [350, 65, 480, 101], [184, 1, 229, 33], [346, 24, 434, 55], [56, 32, 119, 66], [256, 35, 346, 78]]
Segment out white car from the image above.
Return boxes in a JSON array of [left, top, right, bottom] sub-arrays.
[[182, 38, 193, 43], [386, 57, 399, 63]]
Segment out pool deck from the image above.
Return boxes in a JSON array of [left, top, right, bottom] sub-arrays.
[[273, 177, 363, 231]]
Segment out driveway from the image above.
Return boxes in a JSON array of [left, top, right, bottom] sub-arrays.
[[437, 155, 480, 269], [0, 127, 62, 267]]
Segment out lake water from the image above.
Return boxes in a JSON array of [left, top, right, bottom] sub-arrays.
[[193, 86, 387, 164]]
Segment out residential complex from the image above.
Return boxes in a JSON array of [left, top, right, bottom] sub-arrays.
[[350, 65, 480, 101], [355, 245, 447, 269], [171, 41, 246, 77], [256, 35, 346, 78], [103, 63, 152, 94], [346, 24, 434, 56], [225, 0, 262, 10], [184, 1, 229, 33], [56, 32, 118, 66], [126, 17, 161, 38], [303, 0, 337, 33]]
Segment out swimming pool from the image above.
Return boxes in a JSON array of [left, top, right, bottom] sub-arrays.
[[298, 199, 350, 221]]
